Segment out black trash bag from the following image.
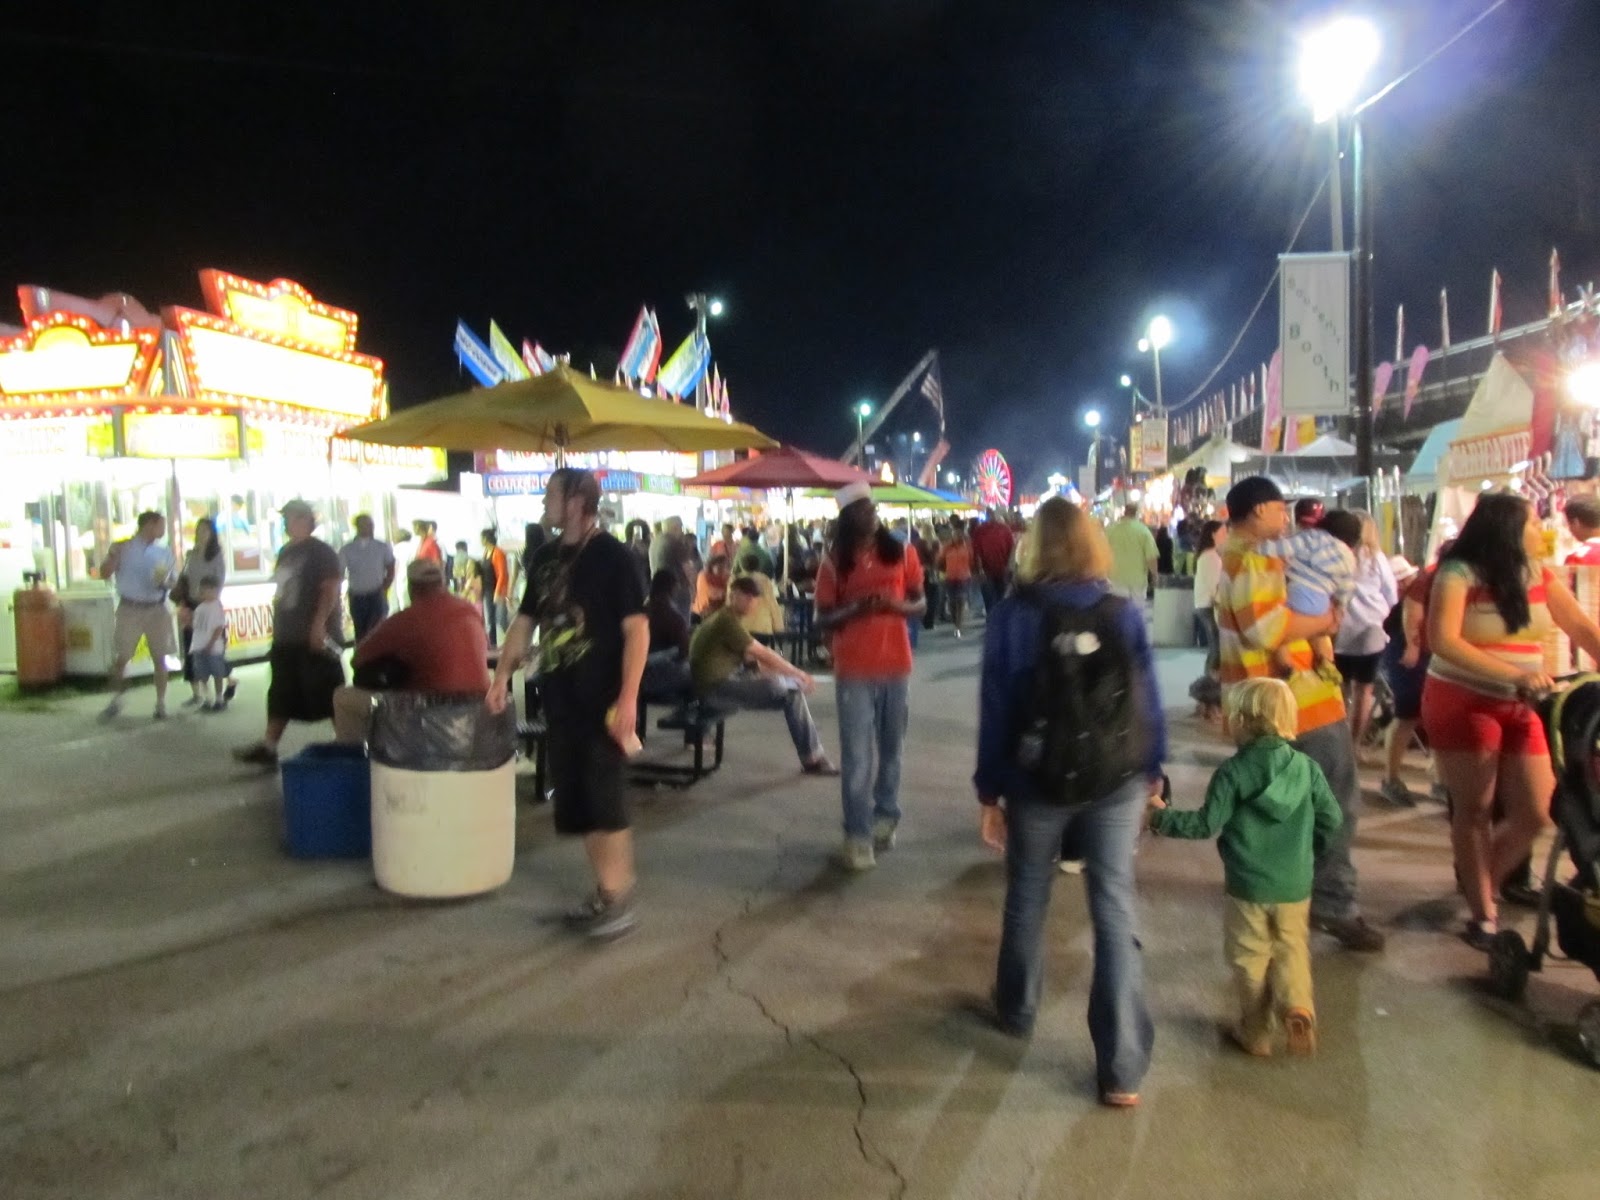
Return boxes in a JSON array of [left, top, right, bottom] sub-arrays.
[[369, 691, 517, 772]]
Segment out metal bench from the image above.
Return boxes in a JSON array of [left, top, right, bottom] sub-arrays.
[[630, 699, 734, 787]]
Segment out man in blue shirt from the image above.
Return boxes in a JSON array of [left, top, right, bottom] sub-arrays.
[[99, 510, 177, 721]]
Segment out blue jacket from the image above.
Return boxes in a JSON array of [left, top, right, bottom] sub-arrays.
[[974, 580, 1167, 803]]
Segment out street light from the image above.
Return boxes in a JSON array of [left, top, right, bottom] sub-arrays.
[[855, 400, 873, 465], [708, 298, 725, 318], [1569, 363, 1600, 409], [1119, 374, 1133, 388], [1136, 315, 1174, 413], [1298, 15, 1381, 490]]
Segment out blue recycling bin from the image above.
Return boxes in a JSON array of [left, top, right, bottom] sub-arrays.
[[281, 743, 371, 858]]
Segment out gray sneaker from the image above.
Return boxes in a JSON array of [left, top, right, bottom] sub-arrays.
[[1378, 778, 1416, 807], [563, 889, 637, 939], [872, 818, 898, 852], [837, 837, 877, 871], [98, 698, 123, 722]]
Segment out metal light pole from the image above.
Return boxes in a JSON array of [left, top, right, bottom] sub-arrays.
[[1084, 409, 1103, 495], [1300, 16, 1380, 502], [856, 400, 873, 467]]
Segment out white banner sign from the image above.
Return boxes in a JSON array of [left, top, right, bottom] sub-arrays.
[[1279, 252, 1350, 416], [1140, 418, 1168, 472]]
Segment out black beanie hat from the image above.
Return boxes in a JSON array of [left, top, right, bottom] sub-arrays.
[[1225, 476, 1284, 524]]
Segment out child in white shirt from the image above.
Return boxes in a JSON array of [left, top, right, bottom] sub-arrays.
[[189, 581, 230, 711]]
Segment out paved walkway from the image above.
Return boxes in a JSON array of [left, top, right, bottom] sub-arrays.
[[2, 633, 1598, 1199]]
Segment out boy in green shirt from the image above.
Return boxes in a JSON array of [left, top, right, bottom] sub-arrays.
[[1148, 677, 1343, 1057]]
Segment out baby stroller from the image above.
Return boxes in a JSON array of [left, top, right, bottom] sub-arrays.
[[1487, 674, 1600, 1067]]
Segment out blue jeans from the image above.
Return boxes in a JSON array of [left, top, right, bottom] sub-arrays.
[[1295, 721, 1360, 922], [708, 671, 824, 765], [995, 779, 1154, 1095], [836, 678, 910, 839], [348, 591, 388, 643]]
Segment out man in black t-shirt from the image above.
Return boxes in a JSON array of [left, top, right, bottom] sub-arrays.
[[488, 468, 647, 938]]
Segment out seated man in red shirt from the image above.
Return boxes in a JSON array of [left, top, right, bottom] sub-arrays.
[[333, 558, 490, 741], [1565, 496, 1600, 566]]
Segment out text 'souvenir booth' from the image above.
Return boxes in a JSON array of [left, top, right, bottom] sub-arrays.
[[0, 270, 443, 676]]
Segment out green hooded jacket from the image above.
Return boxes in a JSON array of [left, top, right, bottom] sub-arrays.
[[1151, 736, 1343, 904]]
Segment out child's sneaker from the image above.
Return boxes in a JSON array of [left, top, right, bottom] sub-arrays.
[[1284, 1008, 1318, 1057]]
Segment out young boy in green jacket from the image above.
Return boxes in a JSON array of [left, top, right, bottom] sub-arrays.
[[1147, 677, 1343, 1056]]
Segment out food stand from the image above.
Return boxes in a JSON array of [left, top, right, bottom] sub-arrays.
[[0, 271, 444, 676]]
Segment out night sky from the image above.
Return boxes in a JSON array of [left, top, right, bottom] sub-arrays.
[[5, 0, 1596, 491]]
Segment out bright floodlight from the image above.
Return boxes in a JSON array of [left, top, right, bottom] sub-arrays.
[[912, 431, 922, 442], [1570, 362, 1600, 408], [1298, 16, 1381, 123], [946, 471, 959, 484], [1147, 315, 1173, 350], [1119, 374, 1133, 388], [857, 400, 873, 418], [1083, 409, 1102, 429], [708, 298, 725, 317], [1137, 338, 1150, 353]]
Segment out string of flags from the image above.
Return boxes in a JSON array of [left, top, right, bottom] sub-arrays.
[[450, 303, 731, 412], [1164, 250, 1591, 456]]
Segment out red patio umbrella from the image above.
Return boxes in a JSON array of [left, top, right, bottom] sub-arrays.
[[681, 445, 879, 586], [679, 444, 877, 490]]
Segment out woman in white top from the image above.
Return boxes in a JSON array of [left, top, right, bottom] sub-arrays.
[[1190, 519, 1225, 719], [177, 517, 232, 707], [1330, 511, 1397, 747]]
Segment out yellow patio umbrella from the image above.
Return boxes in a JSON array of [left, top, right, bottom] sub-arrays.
[[342, 365, 778, 456]]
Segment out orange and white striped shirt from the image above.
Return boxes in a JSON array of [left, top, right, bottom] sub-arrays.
[[1427, 563, 1554, 698]]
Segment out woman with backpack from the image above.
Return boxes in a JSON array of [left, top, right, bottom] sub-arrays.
[[974, 496, 1167, 1108]]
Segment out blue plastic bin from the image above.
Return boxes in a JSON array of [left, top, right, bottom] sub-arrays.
[[281, 743, 372, 858]]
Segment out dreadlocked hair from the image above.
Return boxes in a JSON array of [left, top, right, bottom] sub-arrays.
[[835, 523, 904, 581]]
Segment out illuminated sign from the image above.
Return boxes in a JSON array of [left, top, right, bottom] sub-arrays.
[[123, 412, 242, 459], [331, 437, 447, 476], [200, 271, 358, 353], [176, 317, 384, 420], [479, 449, 697, 476], [0, 414, 115, 457], [0, 314, 160, 408]]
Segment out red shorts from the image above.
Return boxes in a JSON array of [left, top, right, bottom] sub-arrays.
[[1421, 675, 1547, 757]]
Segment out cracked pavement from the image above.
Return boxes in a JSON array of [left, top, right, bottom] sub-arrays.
[[3, 637, 1599, 1199]]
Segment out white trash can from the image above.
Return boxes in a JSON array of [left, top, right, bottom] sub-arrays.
[[370, 760, 516, 898], [1151, 576, 1196, 648], [367, 692, 519, 899]]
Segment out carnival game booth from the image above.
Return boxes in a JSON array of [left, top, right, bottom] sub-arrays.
[[1427, 354, 1538, 560], [0, 272, 444, 676]]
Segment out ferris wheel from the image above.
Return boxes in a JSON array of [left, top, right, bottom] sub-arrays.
[[974, 448, 1013, 508]]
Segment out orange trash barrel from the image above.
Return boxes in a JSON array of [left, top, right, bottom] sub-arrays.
[[14, 572, 66, 689]]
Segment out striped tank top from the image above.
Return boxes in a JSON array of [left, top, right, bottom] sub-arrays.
[[1426, 561, 1553, 698]]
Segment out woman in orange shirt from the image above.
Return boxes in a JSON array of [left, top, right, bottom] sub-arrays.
[[693, 554, 731, 617], [815, 483, 926, 870], [940, 517, 975, 638]]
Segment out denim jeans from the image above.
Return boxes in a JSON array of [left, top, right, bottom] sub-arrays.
[[708, 671, 824, 765], [994, 778, 1155, 1095], [836, 677, 910, 839], [1295, 720, 1360, 922], [348, 591, 388, 643]]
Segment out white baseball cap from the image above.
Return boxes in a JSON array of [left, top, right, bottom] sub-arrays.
[[835, 481, 873, 510]]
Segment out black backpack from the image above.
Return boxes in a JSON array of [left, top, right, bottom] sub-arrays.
[[1014, 590, 1151, 807]]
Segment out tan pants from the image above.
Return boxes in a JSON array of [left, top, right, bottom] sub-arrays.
[[1224, 896, 1314, 1049]]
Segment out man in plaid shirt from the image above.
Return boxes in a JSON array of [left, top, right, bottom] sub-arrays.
[[1214, 476, 1385, 953]]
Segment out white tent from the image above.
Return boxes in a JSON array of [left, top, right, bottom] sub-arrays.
[[1427, 353, 1538, 558], [1171, 437, 1255, 484], [1296, 433, 1356, 457]]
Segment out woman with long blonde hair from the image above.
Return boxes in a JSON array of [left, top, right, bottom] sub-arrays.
[[974, 497, 1167, 1107]]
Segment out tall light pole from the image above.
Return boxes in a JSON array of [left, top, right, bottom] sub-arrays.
[[1299, 16, 1380, 494], [856, 400, 874, 467], [1083, 408, 1103, 495], [1136, 314, 1173, 414]]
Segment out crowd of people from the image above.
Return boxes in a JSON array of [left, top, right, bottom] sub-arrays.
[[88, 464, 1597, 1110]]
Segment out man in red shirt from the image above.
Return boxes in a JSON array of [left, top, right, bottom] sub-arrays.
[[968, 508, 1015, 613], [333, 558, 490, 741], [1564, 496, 1600, 566], [815, 482, 926, 870]]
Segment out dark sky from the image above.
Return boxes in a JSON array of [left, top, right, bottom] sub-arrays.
[[4, 0, 1597, 490]]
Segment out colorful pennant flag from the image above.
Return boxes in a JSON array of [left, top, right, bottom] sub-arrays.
[[521, 340, 557, 376], [1550, 248, 1563, 317], [657, 331, 711, 400], [1262, 349, 1283, 453], [454, 321, 503, 388], [488, 320, 530, 382], [1489, 268, 1503, 337], [618, 306, 663, 384], [1394, 304, 1404, 364], [1372, 361, 1394, 414], [1440, 288, 1452, 350], [1403, 344, 1430, 419]]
